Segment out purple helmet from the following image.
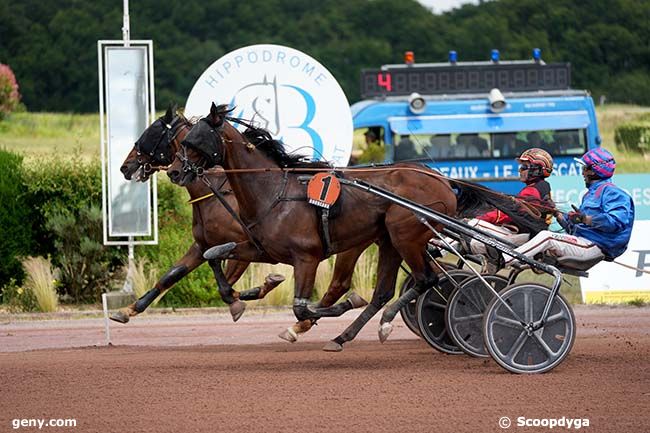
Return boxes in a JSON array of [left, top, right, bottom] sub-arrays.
[[576, 148, 616, 179]]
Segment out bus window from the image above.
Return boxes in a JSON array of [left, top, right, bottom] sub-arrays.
[[427, 134, 452, 159], [394, 134, 417, 160], [490, 129, 587, 159], [353, 126, 385, 165]]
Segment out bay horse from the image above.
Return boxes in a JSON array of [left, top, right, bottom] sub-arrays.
[[167, 103, 464, 350], [169, 103, 550, 350], [115, 106, 369, 331]]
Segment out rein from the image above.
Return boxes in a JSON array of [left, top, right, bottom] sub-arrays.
[[201, 165, 552, 218], [199, 175, 265, 255]]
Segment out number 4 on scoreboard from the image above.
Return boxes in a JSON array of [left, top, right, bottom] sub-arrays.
[[377, 72, 392, 92]]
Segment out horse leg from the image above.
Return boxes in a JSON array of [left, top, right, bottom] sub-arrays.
[[208, 259, 248, 322], [323, 238, 402, 352], [223, 260, 286, 301], [278, 257, 320, 343], [378, 249, 437, 342], [110, 243, 203, 324], [286, 243, 370, 338]]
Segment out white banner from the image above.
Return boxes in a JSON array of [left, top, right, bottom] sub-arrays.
[[185, 44, 353, 166], [580, 220, 650, 303]]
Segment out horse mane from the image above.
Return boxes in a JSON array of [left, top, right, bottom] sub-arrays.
[[450, 179, 549, 235], [176, 111, 197, 126], [226, 119, 331, 169]]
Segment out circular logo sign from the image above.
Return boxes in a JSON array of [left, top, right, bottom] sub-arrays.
[[185, 44, 353, 166]]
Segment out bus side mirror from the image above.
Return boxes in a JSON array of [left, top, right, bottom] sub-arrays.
[[488, 88, 506, 113]]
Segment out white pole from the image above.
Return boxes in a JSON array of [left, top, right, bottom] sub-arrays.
[[102, 293, 111, 345], [122, 237, 135, 294], [122, 0, 130, 47]]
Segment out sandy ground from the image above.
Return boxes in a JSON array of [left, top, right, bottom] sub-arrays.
[[1, 305, 649, 433]]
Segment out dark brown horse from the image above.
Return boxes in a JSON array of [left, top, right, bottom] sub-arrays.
[[170, 104, 550, 350], [168, 103, 469, 350], [116, 107, 369, 335]]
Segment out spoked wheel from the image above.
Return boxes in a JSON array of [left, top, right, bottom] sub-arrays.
[[398, 275, 422, 337], [483, 283, 576, 374], [415, 270, 473, 354], [446, 274, 508, 358]]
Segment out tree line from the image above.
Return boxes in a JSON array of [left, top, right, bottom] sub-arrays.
[[0, 0, 648, 112]]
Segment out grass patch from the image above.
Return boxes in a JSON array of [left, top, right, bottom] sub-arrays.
[[0, 112, 99, 162], [130, 257, 159, 303], [627, 298, 647, 307], [22, 257, 58, 312], [596, 103, 650, 173]]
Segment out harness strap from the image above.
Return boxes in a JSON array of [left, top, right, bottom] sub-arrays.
[[201, 176, 265, 255], [187, 193, 215, 204], [321, 208, 332, 257]]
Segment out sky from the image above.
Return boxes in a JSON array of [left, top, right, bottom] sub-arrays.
[[417, 0, 481, 14]]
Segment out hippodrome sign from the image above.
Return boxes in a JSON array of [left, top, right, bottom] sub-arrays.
[[185, 44, 353, 167]]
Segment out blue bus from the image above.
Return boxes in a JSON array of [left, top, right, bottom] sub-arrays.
[[351, 50, 601, 194]]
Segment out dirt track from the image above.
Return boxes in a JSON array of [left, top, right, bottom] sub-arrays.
[[1, 306, 649, 433]]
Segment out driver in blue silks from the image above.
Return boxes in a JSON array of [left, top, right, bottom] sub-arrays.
[[505, 147, 634, 268]]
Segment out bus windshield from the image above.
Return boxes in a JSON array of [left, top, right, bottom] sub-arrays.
[[392, 129, 587, 162]]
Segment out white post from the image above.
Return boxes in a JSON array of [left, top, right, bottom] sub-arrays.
[[122, 237, 135, 294], [102, 293, 111, 345], [122, 0, 130, 47]]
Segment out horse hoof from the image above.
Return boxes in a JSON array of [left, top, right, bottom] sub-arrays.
[[109, 311, 130, 324], [265, 273, 286, 285], [278, 327, 298, 343], [323, 341, 343, 352], [378, 322, 393, 343], [229, 300, 246, 322], [347, 292, 369, 309], [203, 242, 237, 260]]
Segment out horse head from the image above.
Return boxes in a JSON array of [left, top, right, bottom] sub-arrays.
[[121, 105, 186, 182], [169, 102, 234, 186]]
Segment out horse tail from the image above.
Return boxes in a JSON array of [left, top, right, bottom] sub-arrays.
[[448, 179, 549, 235]]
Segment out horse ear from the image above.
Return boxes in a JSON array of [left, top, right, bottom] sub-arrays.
[[208, 102, 222, 126], [164, 104, 174, 123]]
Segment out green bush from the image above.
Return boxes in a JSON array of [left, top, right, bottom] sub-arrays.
[[46, 205, 123, 303], [614, 122, 650, 154], [23, 153, 103, 257], [608, 71, 650, 106], [0, 149, 32, 288], [0, 278, 37, 312]]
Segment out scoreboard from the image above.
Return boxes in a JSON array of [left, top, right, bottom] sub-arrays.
[[360, 63, 571, 98]]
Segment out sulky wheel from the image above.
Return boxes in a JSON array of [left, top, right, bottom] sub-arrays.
[[482, 283, 576, 374], [398, 260, 459, 338], [415, 270, 473, 354], [446, 274, 508, 358]]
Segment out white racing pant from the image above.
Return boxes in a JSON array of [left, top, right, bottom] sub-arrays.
[[504, 230, 604, 266], [434, 219, 530, 255]]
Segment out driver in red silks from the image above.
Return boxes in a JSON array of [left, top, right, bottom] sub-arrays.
[[431, 147, 555, 264]]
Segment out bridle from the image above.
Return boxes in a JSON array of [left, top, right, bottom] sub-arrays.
[[178, 117, 233, 177], [135, 116, 187, 175]]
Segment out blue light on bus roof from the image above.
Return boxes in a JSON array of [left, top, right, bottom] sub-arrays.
[[448, 50, 458, 64], [491, 49, 500, 63], [533, 48, 542, 61]]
